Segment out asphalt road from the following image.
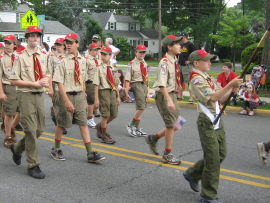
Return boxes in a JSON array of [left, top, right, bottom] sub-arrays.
[[0, 94, 269, 203]]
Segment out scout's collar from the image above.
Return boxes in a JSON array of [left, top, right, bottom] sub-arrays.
[[25, 45, 42, 56], [163, 52, 177, 64], [190, 68, 209, 80], [134, 57, 144, 63], [67, 52, 82, 60]]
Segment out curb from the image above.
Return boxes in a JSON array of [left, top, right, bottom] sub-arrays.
[[147, 98, 270, 117]]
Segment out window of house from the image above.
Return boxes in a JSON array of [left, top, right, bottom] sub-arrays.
[[152, 41, 155, 46], [130, 23, 135, 31], [16, 13, 24, 23], [47, 37, 50, 42], [109, 22, 115, 30], [144, 41, 148, 47]]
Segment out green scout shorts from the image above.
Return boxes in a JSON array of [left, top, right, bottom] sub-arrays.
[[99, 89, 118, 117], [85, 82, 95, 105], [132, 82, 147, 110], [55, 91, 87, 128], [155, 91, 181, 127], [180, 65, 192, 83], [3, 84, 18, 116]]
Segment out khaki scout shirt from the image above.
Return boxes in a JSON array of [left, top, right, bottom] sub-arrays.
[[48, 52, 65, 76], [53, 53, 87, 92], [189, 68, 219, 114], [153, 53, 177, 93], [9, 46, 49, 92], [0, 51, 19, 85], [86, 55, 101, 82], [93, 62, 120, 90], [125, 57, 148, 83]]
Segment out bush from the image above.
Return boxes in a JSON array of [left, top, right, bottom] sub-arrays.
[[241, 43, 263, 67], [220, 59, 231, 63], [114, 36, 133, 61], [145, 54, 152, 61]]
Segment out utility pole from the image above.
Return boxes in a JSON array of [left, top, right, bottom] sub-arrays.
[[158, 0, 162, 60]]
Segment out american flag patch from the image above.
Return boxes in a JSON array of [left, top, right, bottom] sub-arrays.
[[193, 78, 199, 85], [161, 64, 167, 69]]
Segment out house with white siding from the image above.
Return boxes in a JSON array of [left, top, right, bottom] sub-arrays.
[[91, 12, 161, 56], [0, 3, 73, 48]]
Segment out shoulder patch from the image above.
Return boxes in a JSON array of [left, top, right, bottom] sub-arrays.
[[0, 55, 2, 58], [193, 78, 199, 85], [161, 64, 167, 69]]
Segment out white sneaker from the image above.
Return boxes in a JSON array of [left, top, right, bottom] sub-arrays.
[[87, 118, 96, 128], [136, 128, 147, 137], [126, 124, 137, 137], [257, 143, 268, 165]]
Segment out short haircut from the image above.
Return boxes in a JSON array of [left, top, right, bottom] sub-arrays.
[[165, 41, 180, 52], [223, 62, 232, 69], [25, 32, 42, 39]]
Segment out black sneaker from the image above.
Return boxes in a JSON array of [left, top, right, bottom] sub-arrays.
[[63, 128, 67, 134], [183, 171, 199, 192], [27, 165, 45, 179], [51, 148, 65, 161], [15, 123, 23, 131], [87, 151, 105, 163], [10, 143, 22, 165], [1, 122, 5, 131]]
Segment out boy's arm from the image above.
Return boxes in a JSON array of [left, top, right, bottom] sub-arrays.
[[57, 82, 74, 113], [160, 86, 175, 111], [0, 63, 7, 101], [94, 85, 99, 108]]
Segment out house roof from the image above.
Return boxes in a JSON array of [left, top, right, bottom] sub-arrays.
[[0, 21, 73, 34], [114, 15, 137, 23], [91, 12, 112, 28], [2, 3, 30, 13], [103, 30, 142, 38], [139, 28, 161, 39]]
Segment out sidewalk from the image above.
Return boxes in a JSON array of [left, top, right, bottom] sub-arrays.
[[148, 90, 270, 117]]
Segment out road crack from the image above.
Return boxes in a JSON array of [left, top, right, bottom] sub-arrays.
[[178, 148, 202, 158]]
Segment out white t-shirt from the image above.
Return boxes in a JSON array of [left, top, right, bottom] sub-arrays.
[[109, 45, 120, 64]]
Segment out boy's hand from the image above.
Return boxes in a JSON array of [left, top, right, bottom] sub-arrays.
[[48, 88, 54, 97], [0, 93, 7, 101], [167, 100, 175, 111], [94, 99, 99, 108], [229, 77, 243, 88], [65, 100, 75, 113], [117, 97, 121, 106], [232, 87, 239, 96]]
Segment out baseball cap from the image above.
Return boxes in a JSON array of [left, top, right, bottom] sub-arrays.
[[54, 38, 65, 45], [188, 50, 216, 63], [100, 46, 112, 55], [65, 33, 80, 43], [4, 35, 16, 43], [92, 34, 101, 41], [136, 45, 147, 52], [0, 43, 4, 49], [178, 32, 189, 38], [25, 26, 42, 35], [162, 35, 183, 47], [88, 43, 99, 50]]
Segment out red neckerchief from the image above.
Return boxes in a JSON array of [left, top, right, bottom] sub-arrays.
[[72, 57, 80, 85], [140, 62, 148, 84], [106, 66, 116, 90], [33, 53, 43, 81], [190, 71, 215, 90]]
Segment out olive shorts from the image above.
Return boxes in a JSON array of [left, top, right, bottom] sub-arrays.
[[180, 65, 192, 83], [132, 82, 147, 110], [155, 91, 181, 127], [55, 91, 87, 128], [85, 82, 95, 105], [99, 89, 118, 117], [2, 84, 18, 116]]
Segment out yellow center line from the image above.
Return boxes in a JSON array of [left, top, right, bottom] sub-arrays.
[[15, 131, 270, 187]]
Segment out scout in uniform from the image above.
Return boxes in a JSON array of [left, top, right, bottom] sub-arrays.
[[93, 46, 120, 144], [48, 38, 67, 134], [52, 33, 105, 163], [0, 43, 4, 55], [144, 35, 183, 165], [85, 43, 101, 128], [257, 141, 270, 165], [0, 35, 21, 148], [85, 34, 102, 60], [182, 50, 242, 203], [9, 26, 50, 179], [125, 45, 149, 137], [0, 43, 4, 124]]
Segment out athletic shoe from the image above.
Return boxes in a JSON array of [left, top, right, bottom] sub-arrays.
[[239, 110, 248, 115], [199, 198, 224, 203], [15, 123, 23, 131], [1, 122, 4, 131], [94, 111, 101, 117], [183, 171, 199, 192], [87, 117, 96, 128], [257, 143, 268, 165], [10, 143, 22, 165], [3, 136, 14, 149], [126, 123, 137, 137], [51, 148, 65, 161], [63, 128, 67, 134], [96, 123, 102, 139], [101, 133, 116, 144], [27, 165, 45, 179], [162, 153, 181, 165], [249, 111, 254, 116], [136, 128, 147, 137], [87, 151, 105, 163], [145, 134, 159, 155]]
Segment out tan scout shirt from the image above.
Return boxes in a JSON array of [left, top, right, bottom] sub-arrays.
[[189, 69, 219, 114], [48, 52, 65, 76], [93, 62, 120, 90], [153, 53, 177, 93], [86, 55, 100, 81], [53, 53, 87, 92], [125, 57, 149, 83], [9, 46, 49, 92], [0, 51, 19, 85]]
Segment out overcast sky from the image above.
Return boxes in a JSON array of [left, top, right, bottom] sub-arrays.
[[226, 0, 241, 7]]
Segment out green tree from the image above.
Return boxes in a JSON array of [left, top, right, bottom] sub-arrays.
[[114, 37, 133, 60], [210, 8, 253, 70], [0, 0, 18, 11]]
